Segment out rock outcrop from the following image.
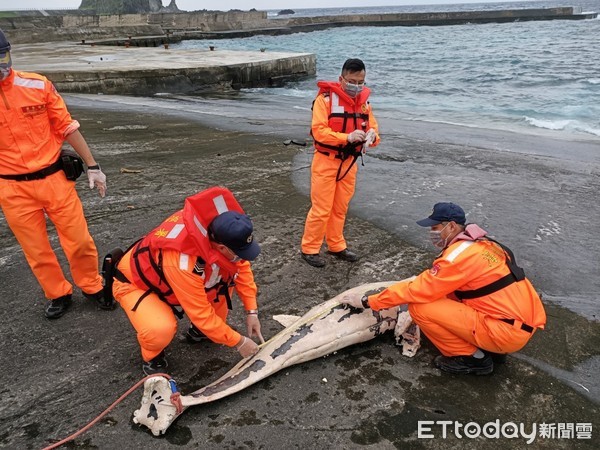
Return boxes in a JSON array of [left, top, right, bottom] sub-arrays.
[[161, 1, 180, 13], [78, 0, 180, 14]]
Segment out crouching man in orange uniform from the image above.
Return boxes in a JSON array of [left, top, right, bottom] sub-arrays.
[[0, 29, 110, 319], [341, 202, 546, 375], [112, 187, 265, 375]]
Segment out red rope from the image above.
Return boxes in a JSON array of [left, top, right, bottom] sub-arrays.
[[42, 373, 172, 450], [169, 392, 184, 414]]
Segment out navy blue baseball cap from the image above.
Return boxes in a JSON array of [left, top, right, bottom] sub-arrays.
[[416, 202, 466, 227], [0, 29, 10, 53], [209, 211, 261, 261]]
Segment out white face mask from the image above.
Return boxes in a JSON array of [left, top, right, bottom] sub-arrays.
[[429, 223, 451, 249], [343, 81, 363, 97]]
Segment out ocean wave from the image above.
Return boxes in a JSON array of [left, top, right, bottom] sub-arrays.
[[524, 117, 600, 136], [585, 78, 600, 85]]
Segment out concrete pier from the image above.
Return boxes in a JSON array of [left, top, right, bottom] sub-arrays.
[[77, 7, 600, 45], [276, 7, 598, 31], [13, 42, 316, 95]]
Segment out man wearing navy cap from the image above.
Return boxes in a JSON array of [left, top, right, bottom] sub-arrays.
[[341, 202, 546, 375], [111, 187, 264, 375]]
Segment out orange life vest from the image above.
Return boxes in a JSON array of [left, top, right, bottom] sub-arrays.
[[128, 187, 244, 308], [312, 80, 372, 156]]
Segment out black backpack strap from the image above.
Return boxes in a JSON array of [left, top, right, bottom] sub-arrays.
[[207, 279, 234, 311], [454, 238, 526, 300], [101, 247, 124, 307], [455, 273, 518, 300], [130, 246, 183, 318], [486, 237, 525, 281]]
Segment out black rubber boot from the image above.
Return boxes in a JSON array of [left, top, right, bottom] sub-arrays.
[[83, 289, 115, 310], [142, 351, 168, 376], [434, 354, 494, 375], [327, 248, 360, 262], [485, 351, 508, 364], [301, 253, 326, 268], [44, 294, 72, 319], [185, 324, 209, 344]]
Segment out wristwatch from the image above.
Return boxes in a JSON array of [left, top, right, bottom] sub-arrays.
[[87, 164, 100, 170], [360, 295, 370, 309], [246, 309, 258, 315]]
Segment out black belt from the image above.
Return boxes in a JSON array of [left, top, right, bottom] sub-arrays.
[[0, 159, 62, 181], [499, 318, 534, 333], [317, 150, 343, 160]]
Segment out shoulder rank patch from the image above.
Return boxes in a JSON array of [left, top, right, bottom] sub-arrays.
[[21, 104, 47, 116]]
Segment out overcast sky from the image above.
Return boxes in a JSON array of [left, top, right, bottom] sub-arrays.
[[0, 1, 531, 12]]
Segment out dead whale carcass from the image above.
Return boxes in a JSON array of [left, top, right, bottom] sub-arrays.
[[133, 279, 418, 436]]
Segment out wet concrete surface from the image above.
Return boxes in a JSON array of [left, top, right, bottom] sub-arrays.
[[12, 42, 315, 94], [0, 101, 598, 449]]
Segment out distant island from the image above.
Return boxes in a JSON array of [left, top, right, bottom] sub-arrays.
[[277, 9, 295, 16]]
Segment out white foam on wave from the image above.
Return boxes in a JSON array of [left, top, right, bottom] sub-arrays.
[[585, 78, 600, 85], [243, 87, 313, 98], [524, 117, 571, 131], [524, 116, 600, 137]]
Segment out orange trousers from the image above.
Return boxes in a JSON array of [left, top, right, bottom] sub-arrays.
[[301, 151, 358, 254], [113, 277, 230, 363], [408, 298, 533, 356], [0, 170, 102, 300]]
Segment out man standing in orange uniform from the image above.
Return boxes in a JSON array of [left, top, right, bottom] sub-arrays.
[[112, 187, 265, 375], [301, 58, 380, 268], [0, 29, 110, 319], [341, 203, 546, 375]]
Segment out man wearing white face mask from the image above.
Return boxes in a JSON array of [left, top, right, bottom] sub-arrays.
[[301, 58, 380, 268], [0, 28, 111, 319], [110, 187, 265, 375], [340, 202, 546, 375]]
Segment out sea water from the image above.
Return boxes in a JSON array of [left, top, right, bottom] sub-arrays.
[[176, 0, 600, 141]]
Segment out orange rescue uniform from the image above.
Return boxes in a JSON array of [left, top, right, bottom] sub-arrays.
[[368, 230, 546, 356], [112, 187, 259, 363], [113, 250, 257, 363], [0, 70, 102, 299], [301, 81, 380, 254]]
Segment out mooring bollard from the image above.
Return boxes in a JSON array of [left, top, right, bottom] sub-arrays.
[[164, 43, 169, 49], [209, 45, 215, 51]]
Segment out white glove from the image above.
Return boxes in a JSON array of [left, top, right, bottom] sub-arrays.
[[339, 293, 369, 309], [347, 129, 366, 143], [236, 336, 259, 358], [246, 313, 265, 343], [365, 128, 377, 146], [87, 168, 107, 198]]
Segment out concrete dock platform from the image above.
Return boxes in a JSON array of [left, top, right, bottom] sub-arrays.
[[13, 42, 316, 95]]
